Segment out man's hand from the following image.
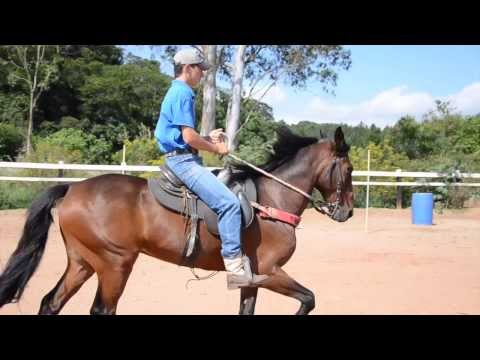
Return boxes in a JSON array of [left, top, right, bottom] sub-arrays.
[[182, 126, 228, 155], [209, 128, 224, 144], [211, 128, 228, 155], [215, 141, 229, 155]]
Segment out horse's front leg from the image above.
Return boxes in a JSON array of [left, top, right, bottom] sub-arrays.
[[260, 266, 315, 315], [239, 287, 258, 315]]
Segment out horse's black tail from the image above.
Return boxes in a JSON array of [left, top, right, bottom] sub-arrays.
[[0, 183, 70, 307]]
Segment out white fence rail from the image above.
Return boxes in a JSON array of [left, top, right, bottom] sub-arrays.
[[0, 161, 160, 172], [1, 161, 480, 187]]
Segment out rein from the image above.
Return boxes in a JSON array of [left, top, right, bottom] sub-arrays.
[[226, 153, 344, 219]]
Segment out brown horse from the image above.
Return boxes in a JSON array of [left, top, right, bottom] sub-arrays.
[[0, 126, 353, 315]]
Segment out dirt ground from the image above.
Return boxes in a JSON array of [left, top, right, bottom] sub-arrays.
[[0, 207, 479, 315]]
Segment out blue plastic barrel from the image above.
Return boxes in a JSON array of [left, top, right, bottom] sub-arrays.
[[412, 193, 433, 225]]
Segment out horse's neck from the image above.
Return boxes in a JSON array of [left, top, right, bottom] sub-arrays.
[[257, 150, 316, 216]]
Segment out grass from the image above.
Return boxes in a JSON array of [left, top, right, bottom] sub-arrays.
[[0, 181, 48, 210]]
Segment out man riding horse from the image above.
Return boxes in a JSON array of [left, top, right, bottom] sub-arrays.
[[154, 48, 268, 290]]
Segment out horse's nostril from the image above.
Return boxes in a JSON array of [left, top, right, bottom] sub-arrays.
[[348, 209, 353, 217]]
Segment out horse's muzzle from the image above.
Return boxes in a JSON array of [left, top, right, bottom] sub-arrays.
[[331, 206, 353, 222]]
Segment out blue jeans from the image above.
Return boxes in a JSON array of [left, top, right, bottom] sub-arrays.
[[165, 153, 242, 259]]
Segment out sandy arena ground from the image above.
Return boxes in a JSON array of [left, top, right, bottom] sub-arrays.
[[0, 207, 479, 315]]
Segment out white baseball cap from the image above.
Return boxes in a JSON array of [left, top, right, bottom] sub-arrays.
[[173, 48, 210, 70]]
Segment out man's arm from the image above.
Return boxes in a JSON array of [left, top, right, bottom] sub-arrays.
[[181, 126, 228, 155]]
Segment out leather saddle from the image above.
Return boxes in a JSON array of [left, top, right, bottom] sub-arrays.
[[147, 164, 257, 262]]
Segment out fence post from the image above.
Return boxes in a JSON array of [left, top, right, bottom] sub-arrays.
[[58, 160, 64, 178], [365, 149, 371, 233], [396, 168, 402, 209], [121, 144, 126, 175]]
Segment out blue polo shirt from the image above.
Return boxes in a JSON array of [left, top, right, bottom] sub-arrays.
[[155, 80, 196, 153]]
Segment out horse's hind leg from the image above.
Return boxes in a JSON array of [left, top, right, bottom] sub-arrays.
[[38, 252, 93, 315], [260, 267, 315, 315], [90, 255, 137, 315], [239, 287, 258, 315]]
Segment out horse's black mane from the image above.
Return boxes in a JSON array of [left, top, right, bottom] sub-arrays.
[[230, 126, 318, 179]]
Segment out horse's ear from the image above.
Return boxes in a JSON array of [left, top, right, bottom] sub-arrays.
[[334, 127, 345, 147], [319, 129, 325, 139], [334, 126, 349, 155], [335, 126, 350, 156]]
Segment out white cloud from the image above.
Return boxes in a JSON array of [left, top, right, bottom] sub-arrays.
[[359, 86, 433, 119], [261, 85, 287, 105], [244, 84, 287, 106], [277, 82, 480, 128], [447, 82, 480, 115]]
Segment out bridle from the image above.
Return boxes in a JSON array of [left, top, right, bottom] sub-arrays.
[[311, 157, 345, 218]]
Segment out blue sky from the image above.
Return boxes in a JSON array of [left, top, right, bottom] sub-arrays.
[[121, 45, 480, 128]]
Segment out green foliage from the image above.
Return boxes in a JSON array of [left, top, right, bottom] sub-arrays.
[[234, 103, 279, 166], [1, 46, 61, 94], [453, 115, 480, 155], [37, 116, 92, 137], [350, 140, 409, 172], [111, 126, 163, 165], [242, 46, 352, 93], [349, 141, 409, 208], [0, 123, 24, 160], [408, 152, 480, 209], [214, 89, 230, 130], [385, 101, 473, 161], [90, 122, 130, 150], [59, 45, 123, 65], [290, 121, 383, 148], [0, 92, 28, 128], [383, 116, 421, 159], [138, 157, 166, 179], [0, 182, 48, 210], [20, 128, 112, 164], [200, 151, 224, 167], [32, 47, 171, 150], [78, 60, 170, 147]]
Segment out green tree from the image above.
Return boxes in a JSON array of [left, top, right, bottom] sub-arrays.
[[78, 59, 170, 148], [418, 100, 465, 158], [0, 92, 29, 129], [0, 46, 60, 154], [0, 123, 24, 160], [59, 45, 123, 65], [384, 116, 421, 159], [235, 102, 279, 165], [453, 115, 480, 155], [35, 46, 132, 138]]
